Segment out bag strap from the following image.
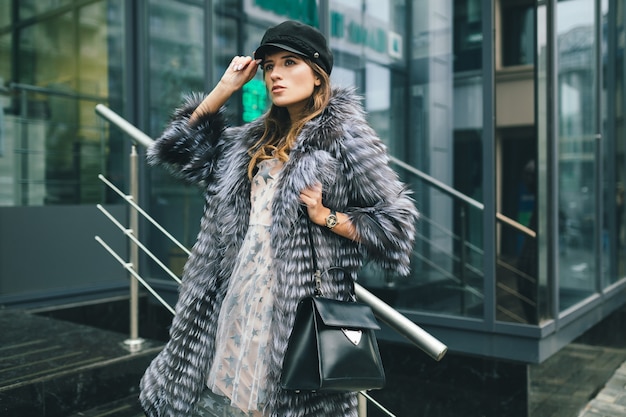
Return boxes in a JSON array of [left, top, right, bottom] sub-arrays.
[[304, 211, 358, 301], [305, 214, 323, 296]]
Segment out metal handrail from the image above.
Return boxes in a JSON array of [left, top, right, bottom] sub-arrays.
[[98, 174, 191, 256], [356, 285, 446, 361], [94, 103, 448, 362], [95, 104, 153, 148], [97, 203, 182, 284], [9, 82, 107, 102], [95, 236, 176, 316], [390, 157, 536, 238]]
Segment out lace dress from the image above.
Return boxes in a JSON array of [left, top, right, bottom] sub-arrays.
[[205, 158, 283, 416]]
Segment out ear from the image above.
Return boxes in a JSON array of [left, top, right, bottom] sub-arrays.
[[314, 77, 321, 87]]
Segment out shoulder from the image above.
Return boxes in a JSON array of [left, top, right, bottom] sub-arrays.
[[324, 88, 383, 150], [302, 87, 372, 147], [324, 87, 367, 124]]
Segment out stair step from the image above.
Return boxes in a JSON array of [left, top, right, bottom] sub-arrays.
[[66, 394, 145, 417], [0, 310, 161, 417]]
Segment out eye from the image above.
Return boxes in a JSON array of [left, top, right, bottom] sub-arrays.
[[263, 63, 274, 71], [285, 58, 296, 66]]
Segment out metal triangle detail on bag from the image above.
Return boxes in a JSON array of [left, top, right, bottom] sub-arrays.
[[342, 329, 362, 345]]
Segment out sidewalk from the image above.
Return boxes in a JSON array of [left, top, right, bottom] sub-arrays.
[[578, 361, 626, 416]]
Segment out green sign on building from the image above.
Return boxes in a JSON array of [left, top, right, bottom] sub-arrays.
[[242, 79, 267, 122], [254, 0, 318, 26]]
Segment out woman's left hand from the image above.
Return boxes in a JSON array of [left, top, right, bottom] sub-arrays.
[[300, 182, 327, 225], [300, 182, 359, 241]]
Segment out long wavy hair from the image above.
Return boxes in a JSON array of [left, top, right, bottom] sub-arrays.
[[247, 57, 331, 179]]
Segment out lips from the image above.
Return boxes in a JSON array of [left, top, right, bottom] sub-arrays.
[[272, 85, 286, 93]]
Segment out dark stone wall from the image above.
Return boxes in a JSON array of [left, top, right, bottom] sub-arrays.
[[370, 342, 528, 417]]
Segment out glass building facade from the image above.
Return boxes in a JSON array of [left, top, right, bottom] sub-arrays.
[[1, 0, 625, 415]]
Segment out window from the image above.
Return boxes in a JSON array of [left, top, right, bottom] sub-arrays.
[[501, 0, 535, 67]]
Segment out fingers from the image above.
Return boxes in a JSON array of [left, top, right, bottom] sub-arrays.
[[225, 56, 261, 88], [300, 183, 330, 226], [300, 183, 322, 197], [299, 193, 314, 207], [230, 56, 245, 72], [221, 56, 261, 91], [230, 56, 262, 72], [299, 183, 323, 207]]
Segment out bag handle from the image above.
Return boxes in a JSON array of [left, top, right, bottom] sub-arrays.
[[305, 215, 323, 296]]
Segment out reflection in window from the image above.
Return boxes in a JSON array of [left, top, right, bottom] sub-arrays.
[[501, 1, 535, 66], [557, 0, 597, 310], [1, 2, 121, 206], [363, 0, 485, 320], [329, 0, 406, 151], [454, 0, 482, 72], [601, 1, 624, 284], [365, 63, 391, 148], [148, 0, 204, 134], [147, 0, 206, 278], [0, 2, 10, 27], [18, 0, 73, 20]]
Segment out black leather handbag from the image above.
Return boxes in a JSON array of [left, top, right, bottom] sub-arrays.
[[280, 218, 386, 393]]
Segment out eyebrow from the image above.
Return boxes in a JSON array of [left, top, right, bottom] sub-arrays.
[[263, 54, 301, 64]]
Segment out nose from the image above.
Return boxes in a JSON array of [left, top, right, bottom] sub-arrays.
[[270, 69, 282, 81]]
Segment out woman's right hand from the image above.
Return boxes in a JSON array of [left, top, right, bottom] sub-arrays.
[[189, 55, 261, 125], [219, 56, 262, 93]]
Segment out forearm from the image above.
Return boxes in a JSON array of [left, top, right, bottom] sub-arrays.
[[147, 93, 227, 184], [310, 207, 359, 242], [189, 82, 233, 126]]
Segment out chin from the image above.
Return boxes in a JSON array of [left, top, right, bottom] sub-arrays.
[[271, 98, 293, 107]]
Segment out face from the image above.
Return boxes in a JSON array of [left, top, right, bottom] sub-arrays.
[[262, 50, 321, 118]]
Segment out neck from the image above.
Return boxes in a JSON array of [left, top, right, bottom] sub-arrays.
[[286, 102, 308, 122]]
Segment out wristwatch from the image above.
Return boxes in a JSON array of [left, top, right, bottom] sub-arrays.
[[325, 209, 338, 229]]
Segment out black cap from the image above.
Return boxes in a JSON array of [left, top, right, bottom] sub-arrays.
[[254, 20, 333, 75]]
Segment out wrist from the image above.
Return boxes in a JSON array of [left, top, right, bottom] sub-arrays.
[[195, 82, 234, 117], [311, 207, 329, 227], [214, 80, 234, 97], [215, 79, 242, 101], [323, 208, 338, 229]]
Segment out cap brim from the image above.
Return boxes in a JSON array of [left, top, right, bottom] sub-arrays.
[[254, 43, 307, 61]]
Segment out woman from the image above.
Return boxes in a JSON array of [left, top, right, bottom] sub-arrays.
[[140, 20, 418, 417]]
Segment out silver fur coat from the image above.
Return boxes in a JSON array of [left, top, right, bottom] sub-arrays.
[[139, 87, 418, 417]]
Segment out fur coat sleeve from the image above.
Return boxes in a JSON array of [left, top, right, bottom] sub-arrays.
[[139, 87, 419, 417], [146, 92, 225, 183], [296, 88, 418, 276]]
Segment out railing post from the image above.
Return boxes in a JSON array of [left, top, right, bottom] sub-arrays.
[[459, 204, 467, 314], [358, 394, 367, 417], [124, 144, 145, 351], [18, 89, 28, 205]]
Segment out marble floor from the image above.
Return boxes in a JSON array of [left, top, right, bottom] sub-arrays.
[[0, 310, 160, 417]]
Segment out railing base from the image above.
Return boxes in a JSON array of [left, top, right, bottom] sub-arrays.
[[123, 337, 146, 353]]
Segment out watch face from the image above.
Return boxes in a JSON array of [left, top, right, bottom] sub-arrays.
[[326, 213, 338, 228]]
